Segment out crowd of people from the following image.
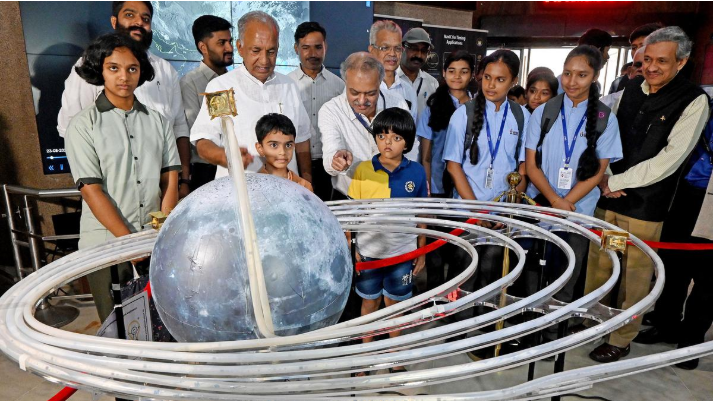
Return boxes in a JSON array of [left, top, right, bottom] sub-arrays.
[[60, 1, 713, 373]]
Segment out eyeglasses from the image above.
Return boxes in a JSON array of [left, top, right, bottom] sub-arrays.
[[403, 43, 430, 53], [633, 62, 643, 68], [371, 44, 404, 54]]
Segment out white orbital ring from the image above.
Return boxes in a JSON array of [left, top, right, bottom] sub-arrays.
[[0, 198, 710, 400]]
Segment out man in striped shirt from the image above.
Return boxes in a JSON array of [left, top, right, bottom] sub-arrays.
[[585, 26, 710, 364], [288, 22, 345, 201]]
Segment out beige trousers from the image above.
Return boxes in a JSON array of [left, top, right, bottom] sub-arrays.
[[584, 208, 663, 348]]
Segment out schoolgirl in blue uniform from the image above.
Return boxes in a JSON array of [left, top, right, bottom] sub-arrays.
[[416, 50, 474, 291], [441, 50, 529, 352], [524, 45, 622, 303], [444, 50, 529, 204], [418, 50, 475, 197]]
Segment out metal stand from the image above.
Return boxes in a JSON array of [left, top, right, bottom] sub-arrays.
[[9, 189, 82, 328], [34, 298, 80, 328]]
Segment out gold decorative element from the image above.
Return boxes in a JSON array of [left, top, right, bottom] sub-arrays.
[[493, 172, 537, 205], [600, 229, 629, 252], [201, 88, 237, 119], [660, 115, 666, 122], [149, 212, 167, 230]]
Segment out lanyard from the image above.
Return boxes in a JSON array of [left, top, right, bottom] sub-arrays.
[[483, 102, 509, 167], [560, 102, 587, 168], [352, 92, 386, 134], [352, 108, 373, 134], [416, 77, 424, 96]]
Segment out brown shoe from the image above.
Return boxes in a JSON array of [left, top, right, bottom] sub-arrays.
[[589, 343, 631, 363]]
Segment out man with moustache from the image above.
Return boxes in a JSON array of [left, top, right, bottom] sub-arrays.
[[397, 28, 439, 116], [368, 20, 419, 160], [58, 1, 191, 194], [190, 11, 312, 180], [319, 52, 410, 197], [288, 22, 344, 201], [180, 15, 234, 192], [586, 26, 709, 363]]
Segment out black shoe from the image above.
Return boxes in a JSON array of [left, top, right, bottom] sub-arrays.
[[589, 343, 631, 363], [675, 358, 699, 370], [633, 327, 678, 345], [642, 311, 657, 326]]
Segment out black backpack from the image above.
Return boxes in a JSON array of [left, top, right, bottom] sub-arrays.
[[442, 99, 525, 197]]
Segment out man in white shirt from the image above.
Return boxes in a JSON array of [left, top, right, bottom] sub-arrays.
[[190, 11, 312, 180], [319, 52, 410, 197], [288, 22, 344, 201], [397, 27, 439, 116], [368, 20, 419, 124], [57, 1, 190, 191], [180, 15, 234, 193]]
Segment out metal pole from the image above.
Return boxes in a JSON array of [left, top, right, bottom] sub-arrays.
[[2, 185, 24, 280], [551, 320, 569, 401], [22, 195, 42, 272], [528, 239, 549, 381]]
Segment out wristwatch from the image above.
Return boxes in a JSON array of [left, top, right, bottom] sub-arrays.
[[179, 178, 191, 186]]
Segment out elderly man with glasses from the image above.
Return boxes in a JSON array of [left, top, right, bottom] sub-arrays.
[[368, 20, 419, 130]]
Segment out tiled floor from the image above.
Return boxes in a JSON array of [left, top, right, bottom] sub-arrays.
[[1, 298, 711, 401]]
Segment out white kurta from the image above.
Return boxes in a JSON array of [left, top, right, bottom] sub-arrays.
[[190, 65, 312, 178]]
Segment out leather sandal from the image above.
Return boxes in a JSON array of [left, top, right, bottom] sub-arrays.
[[589, 343, 631, 363]]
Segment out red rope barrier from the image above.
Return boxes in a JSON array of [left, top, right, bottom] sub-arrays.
[[48, 387, 77, 401], [354, 207, 713, 271], [355, 218, 480, 271]]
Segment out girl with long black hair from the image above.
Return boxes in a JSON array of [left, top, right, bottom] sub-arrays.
[[440, 50, 529, 357], [525, 71, 559, 113], [417, 50, 474, 197], [523, 45, 622, 304], [444, 49, 528, 203]]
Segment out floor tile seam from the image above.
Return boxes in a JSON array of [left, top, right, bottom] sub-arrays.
[[670, 365, 699, 401]]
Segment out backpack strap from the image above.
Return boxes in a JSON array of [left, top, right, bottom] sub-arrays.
[[594, 100, 611, 137], [540, 93, 565, 140], [463, 99, 477, 164], [508, 99, 525, 164]]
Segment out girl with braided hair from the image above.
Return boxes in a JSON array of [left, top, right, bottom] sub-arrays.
[[440, 51, 529, 357], [443, 49, 528, 204], [524, 45, 622, 216], [522, 45, 622, 306]]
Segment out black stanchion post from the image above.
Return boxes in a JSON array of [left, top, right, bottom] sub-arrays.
[[527, 239, 548, 382]]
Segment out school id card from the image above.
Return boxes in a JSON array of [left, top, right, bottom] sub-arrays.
[[558, 167, 573, 190]]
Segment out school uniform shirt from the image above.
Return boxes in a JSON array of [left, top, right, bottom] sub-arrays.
[[287, 65, 345, 159], [416, 93, 463, 194], [190, 65, 312, 178], [57, 52, 188, 140], [443, 100, 529, 201], [64, 92, 181, 249], [524, 96, 622, 216], [319, 89, 412, 195], [348, 155, 428, 259], [397, 67, 439, 116]]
